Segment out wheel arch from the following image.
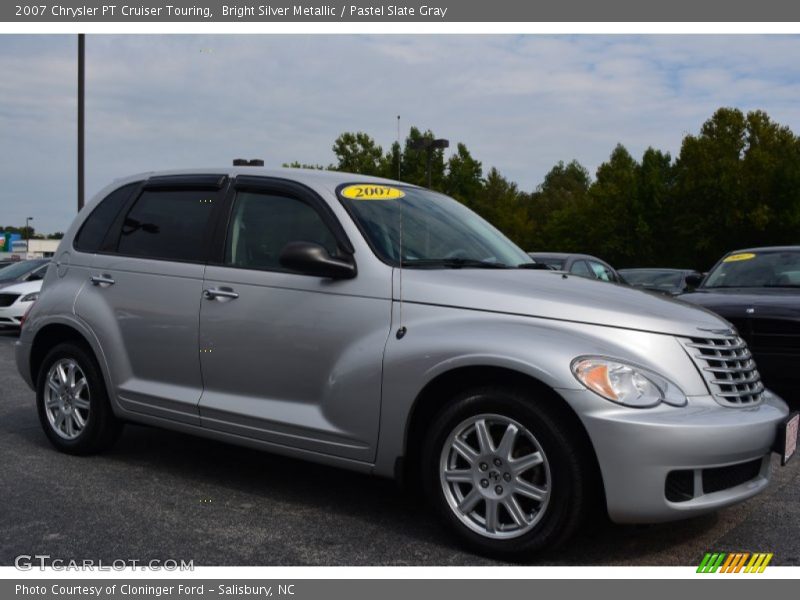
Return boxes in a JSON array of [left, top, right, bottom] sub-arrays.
[[400, 365, 606, 511], [29, 320, 106, 392]]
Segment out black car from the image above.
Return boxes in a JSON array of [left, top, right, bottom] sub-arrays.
[[619, 268, 703, 296], [679, 246, 800, 402], [527, 252, 624, 283]]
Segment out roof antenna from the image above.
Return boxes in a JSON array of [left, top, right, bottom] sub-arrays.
[[397, 115, 401, 180], [395, 114, 407, 340]]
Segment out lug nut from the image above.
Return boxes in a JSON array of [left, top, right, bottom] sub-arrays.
[[479, 462, 488, 471], [480, 479, 489, 488], [503, 472, 511, 482], [495, 485, 503, 495], [493, 458, 502, 467]]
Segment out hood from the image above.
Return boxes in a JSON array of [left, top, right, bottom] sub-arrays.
[[0, 280, 43, 295], [399, 268, 731, 337], [680, 287, 800, 321]]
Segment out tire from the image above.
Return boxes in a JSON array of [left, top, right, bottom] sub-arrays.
[[422, 385, 594, 559], [36, 341, 122, 455]]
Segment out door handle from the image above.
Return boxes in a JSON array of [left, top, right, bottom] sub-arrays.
[[203, 287, 239, 300], [90, 274, 115, 286]]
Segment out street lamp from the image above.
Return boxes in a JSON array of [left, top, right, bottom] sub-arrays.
[[410, 137, 449, 188], [25, 217, 33, 255], [78, 34, 85, 212]]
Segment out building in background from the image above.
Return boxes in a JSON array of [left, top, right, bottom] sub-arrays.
[[0, 232, 21, 253], [6, 238, 60, 260]]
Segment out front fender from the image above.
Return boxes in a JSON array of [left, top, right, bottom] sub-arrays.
[[373, 301, 707, 477]]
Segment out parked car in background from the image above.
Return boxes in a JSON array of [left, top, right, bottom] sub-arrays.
[[0, 258, 49, 289], [0, 279, 42, 329], [679, 246, 800, 402], [619, 268, 703, 296], [16, 169, 793, 558], [527, 252, 624, 283]]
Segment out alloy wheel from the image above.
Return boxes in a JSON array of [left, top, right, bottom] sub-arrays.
[[439, 413, 551, 539], [44, 358, 91, 440]]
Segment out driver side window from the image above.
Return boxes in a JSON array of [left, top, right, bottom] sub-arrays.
[[225, 192, 339, 272], [588, 260, 614, 282]]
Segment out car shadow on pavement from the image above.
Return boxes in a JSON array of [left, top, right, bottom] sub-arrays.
[[70, 419, 722, 565]]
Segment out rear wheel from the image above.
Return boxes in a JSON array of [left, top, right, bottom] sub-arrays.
[[36, 342, 122, 454], [423, 386, 594, 558]]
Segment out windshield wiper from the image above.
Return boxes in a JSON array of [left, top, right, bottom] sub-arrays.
[[517, 263, 553, 270], [400, 258, 511, 269]]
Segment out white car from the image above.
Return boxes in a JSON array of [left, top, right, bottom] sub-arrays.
[[0, 279, 42, 328]]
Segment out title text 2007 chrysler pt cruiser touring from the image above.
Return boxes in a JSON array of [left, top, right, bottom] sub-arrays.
[[16, 168, 798, 557]]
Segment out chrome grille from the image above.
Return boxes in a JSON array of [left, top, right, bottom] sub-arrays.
[[682, 335, 764, 407]]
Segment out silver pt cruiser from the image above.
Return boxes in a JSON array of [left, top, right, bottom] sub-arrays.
[[16, 168, 797, 558]]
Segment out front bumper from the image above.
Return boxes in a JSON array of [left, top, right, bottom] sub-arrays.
[[0, 303, 27, 327], [559, 388, 789, 523]]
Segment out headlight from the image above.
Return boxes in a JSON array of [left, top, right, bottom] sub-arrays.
[[20, 292, 39, 302], [571, 357, 686, 408]]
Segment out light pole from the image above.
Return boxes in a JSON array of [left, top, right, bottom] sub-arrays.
[[25, 217, 33, 256], [78, 33, 85, 212], [410, 137, 449, 188]]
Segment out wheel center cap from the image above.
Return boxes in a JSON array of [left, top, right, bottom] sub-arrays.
[[488, 470, 501, 483]]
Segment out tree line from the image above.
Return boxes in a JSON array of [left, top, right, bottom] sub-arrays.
[[0, 226, 63, 240], [286, 107, 800, 271]]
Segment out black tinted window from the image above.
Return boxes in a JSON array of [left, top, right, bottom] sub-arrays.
[[226, 192, 338, 272], [117, 189, 215, 262], [74, 182, 139, 253]]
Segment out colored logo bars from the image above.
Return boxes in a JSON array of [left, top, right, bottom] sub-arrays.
[[697, 552, 773, 573]]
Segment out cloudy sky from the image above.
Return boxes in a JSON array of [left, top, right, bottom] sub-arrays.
[[2, 34, 800, 234]]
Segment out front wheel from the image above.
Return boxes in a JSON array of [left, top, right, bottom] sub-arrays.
[[36, 342, 122, 454], [422, 386, 594, 558]]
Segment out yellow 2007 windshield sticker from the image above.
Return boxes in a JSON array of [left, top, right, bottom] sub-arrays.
[[341, 184, 405, 200], [724, 253, 756, 263]]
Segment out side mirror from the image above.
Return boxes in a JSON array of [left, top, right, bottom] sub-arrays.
[[279, 241, 356, 280], [685, 272, 704, 288]]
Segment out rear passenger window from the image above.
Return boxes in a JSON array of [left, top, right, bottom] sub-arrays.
[[117, 189, 216, 262], [225, 192, 339, 272], [73, 182, 139, 253]]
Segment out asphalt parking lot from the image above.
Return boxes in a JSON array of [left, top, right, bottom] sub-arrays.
[[0, 330, 798, 567]]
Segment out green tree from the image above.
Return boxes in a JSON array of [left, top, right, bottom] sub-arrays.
[[331, 132, 384, 176], [443, 143, 483, 206], [635, 148, 674, 265], [673, 108, 750, 267], [532, 160, 592, 251], [401, 127, 447, 189], [586, 144, 641, 265], [470, 168, 532, 248], [282, 161, 325, 170]]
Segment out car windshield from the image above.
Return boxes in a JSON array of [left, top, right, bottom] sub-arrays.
[[703, 250, 800, 288], [622, 270, 683, 290], [339, 185, 533, 268], [0, 260, 46, 281]]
